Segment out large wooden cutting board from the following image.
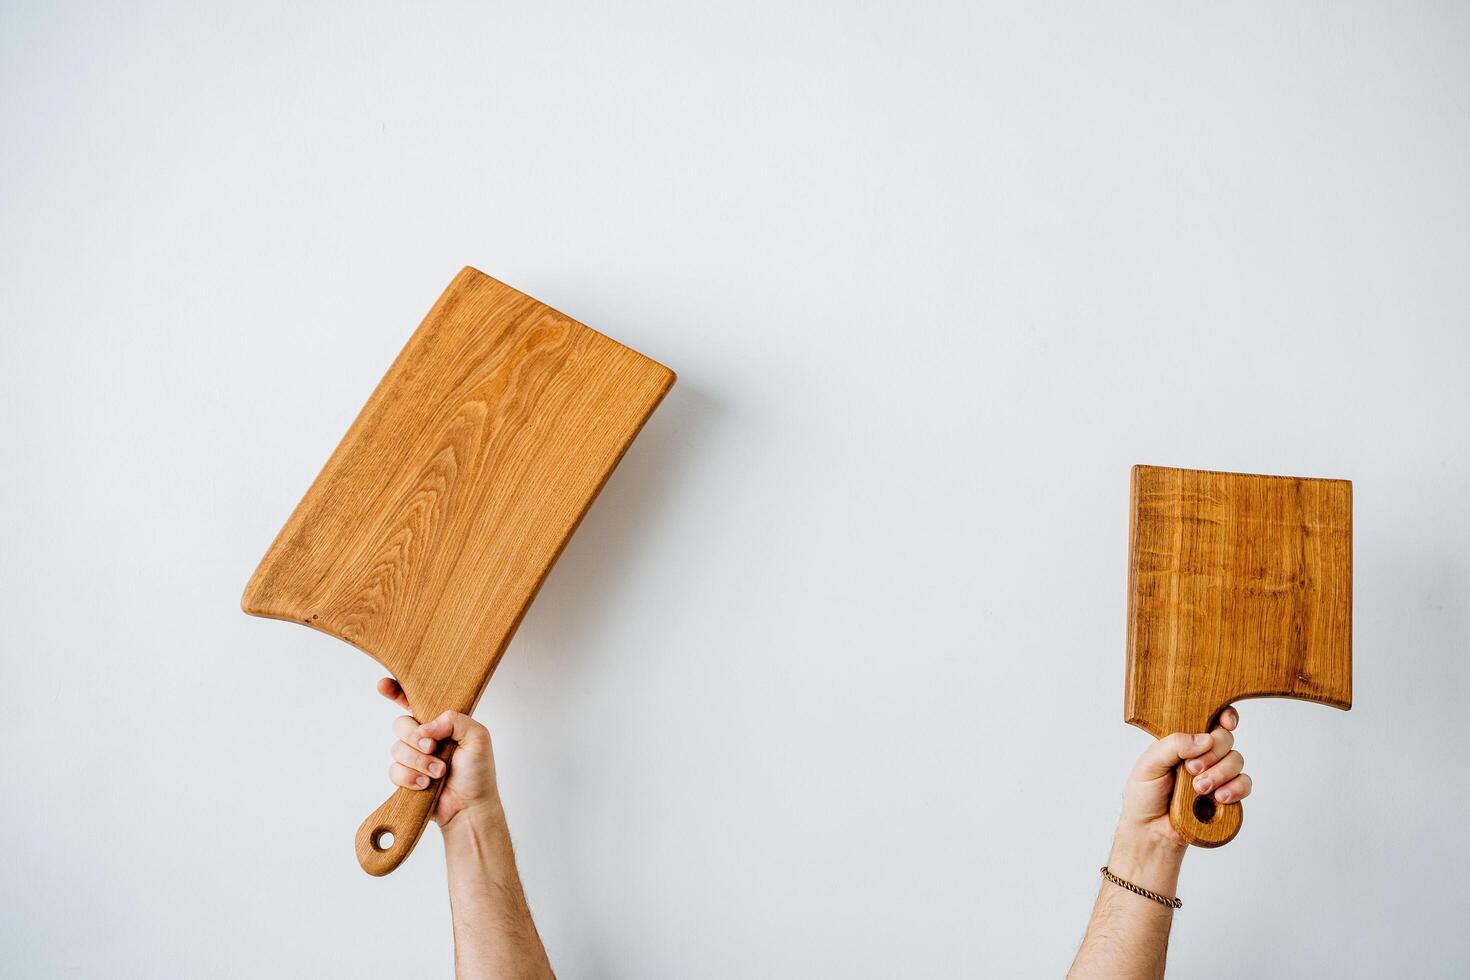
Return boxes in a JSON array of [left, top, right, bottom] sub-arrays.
[[1125, 465, 1352, 847], [242, 267, 675, 875]]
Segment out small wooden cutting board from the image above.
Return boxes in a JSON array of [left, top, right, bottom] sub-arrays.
[[1125, 465, 1352, 847], [242, 267, 675, 875]]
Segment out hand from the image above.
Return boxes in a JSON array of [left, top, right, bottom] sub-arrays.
[[1120, 706, 1253, 849], [377, 678, 502, 827], [1070, 710, 1255, 977]]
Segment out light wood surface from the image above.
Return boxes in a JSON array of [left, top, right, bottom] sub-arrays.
[[242, 267, 675, 875], [1125, 465, 1352, 847]]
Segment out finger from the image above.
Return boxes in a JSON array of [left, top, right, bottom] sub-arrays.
[[390, 762, 431, 790], [1214, 772, 1252, 804], [1134, 732, 1216, 781], [1193, 750, 1244, 796], [1184, 726, 1235, 776], [1218, 705, 1239, 731], [377, 678, 411, 711], [392, 715, 437, 754], [391, 740, 446, 780], [416, 710, 489, 747]]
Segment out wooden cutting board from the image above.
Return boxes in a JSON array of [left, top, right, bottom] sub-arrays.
[[1125, 465, 1352, 847], [242, 267, 675, 875]]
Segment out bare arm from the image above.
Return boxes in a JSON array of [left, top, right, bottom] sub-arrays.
[[380, 679, 555, 980], [1067, 707, 1252, 980]]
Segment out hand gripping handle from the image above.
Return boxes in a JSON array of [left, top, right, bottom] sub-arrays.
[[354, 739, 457, 875]]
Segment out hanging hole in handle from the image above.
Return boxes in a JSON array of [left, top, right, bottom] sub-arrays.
[[1193, 794, 1217, 823], [372, 829, 395, 851]]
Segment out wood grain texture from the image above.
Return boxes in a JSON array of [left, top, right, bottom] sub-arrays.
[[242, 266, 675, 875], [1125, 465, 1352, 847]]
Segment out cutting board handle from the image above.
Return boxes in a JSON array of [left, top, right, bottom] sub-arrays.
[[1168, 759, 1243, 847], [354, 741, 457, 876]]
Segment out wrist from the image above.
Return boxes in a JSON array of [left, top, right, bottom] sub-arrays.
[[441, 797, 507, 843], [1107, 822, 1186, 896]]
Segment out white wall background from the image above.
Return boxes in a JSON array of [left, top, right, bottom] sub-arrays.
[[2, 2, 1466, 976]]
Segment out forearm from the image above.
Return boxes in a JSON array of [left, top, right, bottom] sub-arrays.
[[1066, 827, 1185, 980], [442, 802, 554, 980]]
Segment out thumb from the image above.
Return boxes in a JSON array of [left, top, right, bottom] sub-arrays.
[[416, 710, 489, 748], [1133, 732, 1212, 781]]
